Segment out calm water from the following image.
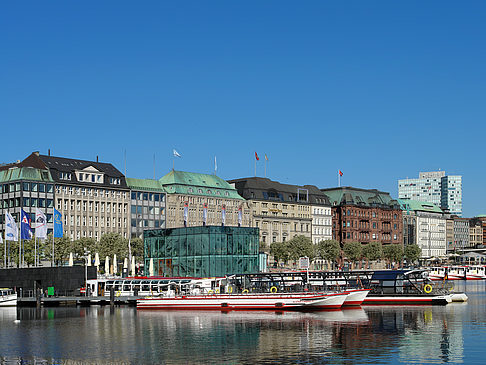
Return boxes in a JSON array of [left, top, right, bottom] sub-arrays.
[[1, 282, 486, 364]]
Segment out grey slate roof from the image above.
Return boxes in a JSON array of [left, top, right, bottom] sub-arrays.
[[227, 177, 330, 205], [38, 154, 128, 189]]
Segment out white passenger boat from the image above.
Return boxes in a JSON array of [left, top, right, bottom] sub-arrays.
[[0, 289, 17, 307], [427, 267, 447, 281], [342, 289, 371, 306], [465, 266, 486, 280], [447, 266, 466, 280], [137, 292, 349, 311]]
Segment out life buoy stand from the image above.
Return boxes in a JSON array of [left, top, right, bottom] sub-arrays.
[[228, 286, 233, 293], [270, 286, 278, 293], [242, 289, 249, 294], [423, 284, 433, 294]]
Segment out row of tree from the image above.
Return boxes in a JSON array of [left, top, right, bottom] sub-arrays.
[[269, 235, 422, 269], [1, 233, 144, 268]]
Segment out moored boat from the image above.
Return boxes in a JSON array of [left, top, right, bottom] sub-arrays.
[[137, 292, 349, 311], [0, 289, 17, 307], [361, 270, 452, 306], [465, 266, 486, 280], [342, 289, 371, 306], [447, 266, 466, 280], [427, 267, 447, 281]]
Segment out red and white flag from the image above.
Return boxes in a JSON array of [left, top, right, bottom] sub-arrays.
[[339, 170, 343, 177], [255, 152, 259, 161]]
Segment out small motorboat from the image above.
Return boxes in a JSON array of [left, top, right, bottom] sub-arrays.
[[0, 289, 17, 307]]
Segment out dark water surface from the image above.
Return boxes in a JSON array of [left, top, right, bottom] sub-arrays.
[[1, 281, 485, 364]]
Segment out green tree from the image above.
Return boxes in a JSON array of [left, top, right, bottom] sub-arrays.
[[288, 235, 315, 262], [52, 235, 74, 265], [317, 240, 341, 269], [74, 238, 98, 259], [99, 233, 129, 260], [343, 241, 362, 270], [130, 237, 144, 259], [404, 244, 422, 265], [383, 244, 404, 268], [270, 241, 289, 265], [362, 242, 383, 268]]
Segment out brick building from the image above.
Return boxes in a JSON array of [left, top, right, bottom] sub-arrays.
[[322, 187, 403, 246]]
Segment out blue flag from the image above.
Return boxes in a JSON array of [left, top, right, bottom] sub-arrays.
[[54, 208, 63, 238], [20, 209, 33, 240]]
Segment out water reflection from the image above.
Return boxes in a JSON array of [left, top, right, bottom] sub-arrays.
[[0, 283, 485, 364]]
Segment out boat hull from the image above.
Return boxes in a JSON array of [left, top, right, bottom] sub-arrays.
[[342, 289, 371, 306], [363, 294, 451, 306], [137, 293, 347, 311]]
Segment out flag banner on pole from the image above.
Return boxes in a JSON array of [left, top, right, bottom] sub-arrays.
[[183, 201, 188, 226], [21, 209, 33, 240], [255, 152, 259, 161], [5, 212, 19, 242], [339, 170, 343, 176], [238, 206, 242, 227], [54, 209, 63, 238], [203, 203, 208, 225], [35, 208, 47, 239], [221, 204, 226, 226], [265, 154, 268, 161], [173, 149, 182, 158], [214, 156, 217, 173]]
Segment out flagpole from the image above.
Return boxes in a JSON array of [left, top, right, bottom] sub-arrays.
[[338, 171, 340, 187], [52, 220, 55, 267], [254, 158, 256, 177]]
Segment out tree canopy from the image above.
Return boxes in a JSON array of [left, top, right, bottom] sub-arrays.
[[317, 240, 341, 262]]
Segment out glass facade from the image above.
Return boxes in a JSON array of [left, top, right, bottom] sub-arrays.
[[144, 226, 260, 277]]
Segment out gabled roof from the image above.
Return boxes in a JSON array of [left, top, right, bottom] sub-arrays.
[[160, 170, 243, 199], [228, 177, 330, 205], [38, 153, 128, 189], [322, 186, 400, 209]]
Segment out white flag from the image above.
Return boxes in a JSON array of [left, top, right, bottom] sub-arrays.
[[5, 212, 19, 242], [35, 208, 47, 239], [173, 149, 181, 158]]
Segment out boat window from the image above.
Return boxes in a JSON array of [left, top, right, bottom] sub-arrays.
[[123, 284, 131, 291]]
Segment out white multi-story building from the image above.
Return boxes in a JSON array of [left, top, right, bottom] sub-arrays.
[[399, 199, 447, 258], [398, 171, 462, 216], [311, 205, 332, 244]]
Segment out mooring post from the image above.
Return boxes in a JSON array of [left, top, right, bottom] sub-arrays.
[[110, 286, 115, 307]]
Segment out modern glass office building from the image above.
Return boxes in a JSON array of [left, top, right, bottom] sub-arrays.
[[144, 226, 260, 277], [398, 171, 462, 216]]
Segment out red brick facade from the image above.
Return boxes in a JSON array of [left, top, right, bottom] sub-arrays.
[[332, 205, 403, 245]]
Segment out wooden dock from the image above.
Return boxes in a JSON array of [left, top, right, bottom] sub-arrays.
[[17, 296, 141, 307]]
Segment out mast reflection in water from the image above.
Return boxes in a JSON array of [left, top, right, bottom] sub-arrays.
[[1, 282, 486, 364]]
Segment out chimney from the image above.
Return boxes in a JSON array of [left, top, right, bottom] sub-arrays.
[[48, 149, 51, 156], [96, 156, 99, 162]]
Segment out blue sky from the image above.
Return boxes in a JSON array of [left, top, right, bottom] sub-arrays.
[[1, 1, 485, 217]]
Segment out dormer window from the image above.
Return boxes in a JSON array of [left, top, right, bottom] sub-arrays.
[[59, 172, 72, 180], [110, 177, 121, 185]]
